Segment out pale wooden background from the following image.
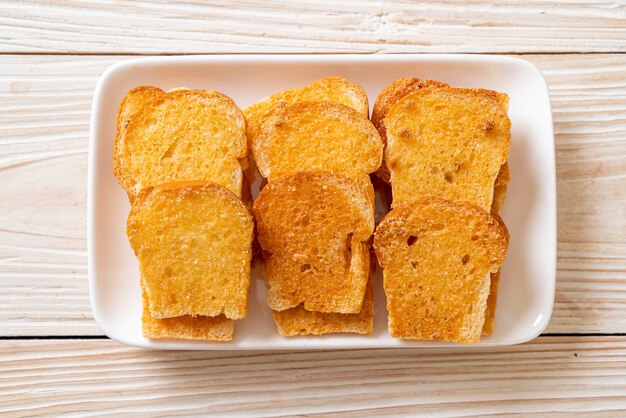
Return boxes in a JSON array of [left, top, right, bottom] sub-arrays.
[[1, 1, 625, 416]]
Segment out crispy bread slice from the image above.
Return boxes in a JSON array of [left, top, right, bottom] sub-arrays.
[[384, 87, 511, 211], [243, 77, 369, 147], [372, 78, 450, 147], [127, 181, 254, 320], [114, 87, 247, 200], [253, 171, 375, 314], [374, 196, 509, 343], [371, 78, 449, 182], [273, 279, 374, 336], [141, 280, 234, 341], [252, 101, 383, 190]]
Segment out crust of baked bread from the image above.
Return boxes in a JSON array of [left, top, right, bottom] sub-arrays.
[[253, 171, 374, 314], [114, 87, 247, 201], [374, 196, 509, 343], [128, 181, 254, 320]]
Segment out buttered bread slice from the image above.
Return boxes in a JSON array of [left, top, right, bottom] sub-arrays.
[[253, 171, 374, 314], [374, 196, 509, 343], [128, 181, 254, 320], [114, 87, 247, 200], [384, 87, 511, 211], [252, 101, 383, 192], [243, 76, 369, 147]]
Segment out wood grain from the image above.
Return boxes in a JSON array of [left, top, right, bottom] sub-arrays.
[[1, 1, 625, 54], [0, 337, 625, 416], [0, 54, 625, 336]]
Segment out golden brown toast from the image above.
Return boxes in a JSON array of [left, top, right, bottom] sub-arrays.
[[243, 77, 369, 147], [252, 101, 383, 191], [253, 171, 374, 314], [384, 87, 511, 211], [273, 279, 374, 336], [372, 78, 450, 147], [371, 78, 449, 182], [114, 87, 247, 201], [374, 196, 509, 343], [127, 181, 254, 320], [141, 281, 234, 341]]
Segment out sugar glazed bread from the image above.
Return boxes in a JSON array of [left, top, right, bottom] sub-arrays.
[[384, 86, 511, 211], [114, 87, 247, 201], [374, 196, 509, 343], [128, 181, 254, 320], [253, 171, 374, 314]]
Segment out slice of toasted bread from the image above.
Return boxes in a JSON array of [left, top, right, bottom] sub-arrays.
[[384, 87, 511, 211], [114, 87, 247, 200], [374, 196, 509, 343], [243, 77, 369, 147], [253, 171, 374, 314], [372, 78, 450, 147], [252, 101, 383, 190], [371, 78, 449, 182], [273, 279, 374, 336], [141, 280, 234, 341], [127, 181, 254, 320]]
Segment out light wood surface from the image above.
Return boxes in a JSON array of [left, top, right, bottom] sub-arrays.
[[1, 337, 626, 416], [1, 0, 625, 415], [1, 1, 625, 53]]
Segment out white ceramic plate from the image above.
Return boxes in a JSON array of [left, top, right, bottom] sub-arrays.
[[88, 54, 556, 349]]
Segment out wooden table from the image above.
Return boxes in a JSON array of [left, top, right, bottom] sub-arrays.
[[1, 1, 625, 415]]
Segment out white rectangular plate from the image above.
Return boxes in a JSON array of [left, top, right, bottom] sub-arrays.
[[89, 54, 556, 349]]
